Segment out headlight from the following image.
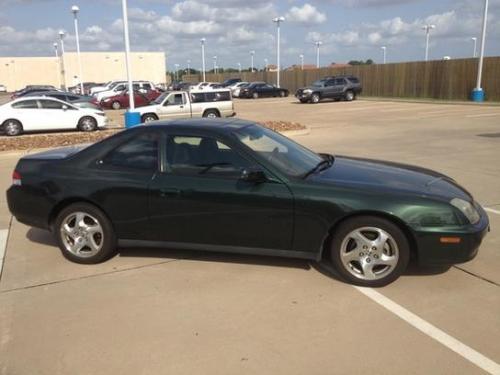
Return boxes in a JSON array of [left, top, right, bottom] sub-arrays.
[[303, 89, 312, 94], [450, 198, 480, 224]]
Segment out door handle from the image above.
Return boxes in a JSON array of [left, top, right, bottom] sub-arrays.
[[159, 188, 181, 197]]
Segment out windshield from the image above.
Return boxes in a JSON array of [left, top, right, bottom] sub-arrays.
[[153, 91, 170, 104], [232, 125, 323, 177], [311, 80, 326, 87]]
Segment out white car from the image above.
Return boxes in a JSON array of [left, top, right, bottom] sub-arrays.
[[0, 97, 107, 136], [95, 81, 156, 101], [0, 84, 7, 93], [89, 80, 125, 95], [230, 82, 249, 98], [189, 82, 222, 91]]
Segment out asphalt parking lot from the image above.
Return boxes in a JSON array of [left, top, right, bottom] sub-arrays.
[[1, 98, 499, 374]]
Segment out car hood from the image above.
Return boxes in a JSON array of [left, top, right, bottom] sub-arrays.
[[310, 156, 472, 201]]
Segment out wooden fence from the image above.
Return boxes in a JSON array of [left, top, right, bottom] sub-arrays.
[[182, 57, 500, 101]]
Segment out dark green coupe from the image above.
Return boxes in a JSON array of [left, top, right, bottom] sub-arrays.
[[6, 119, 489, 286]]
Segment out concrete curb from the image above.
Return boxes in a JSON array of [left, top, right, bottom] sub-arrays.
[[359, 96, 500, 107], [281, 127, 311, 137]]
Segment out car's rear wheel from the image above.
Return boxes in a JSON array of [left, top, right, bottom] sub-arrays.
[[252, 92, 259, 99], [330, 216, 410, 287], [299, 99, 309, 103], [311, 93, 320, 104], [345, 90, 355, 101], [141, 113, 158, 123], [3, 119, 23, 136], [203, 109, 220, 118], [78, 116, 97, 132], [55, 203, 116, 264], [112, 101, 121, 110]]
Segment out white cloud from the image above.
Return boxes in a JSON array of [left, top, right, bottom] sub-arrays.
[[286, 4, 326, 25]]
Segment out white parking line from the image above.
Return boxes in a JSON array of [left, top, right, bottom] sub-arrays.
[[0, 229, 9, 279], [354, 286, 500, 375], [485, 207, 500, 215]]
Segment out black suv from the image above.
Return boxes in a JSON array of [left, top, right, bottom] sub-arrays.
[[221, 78, 242, 87], [295, 75, 362, 104]]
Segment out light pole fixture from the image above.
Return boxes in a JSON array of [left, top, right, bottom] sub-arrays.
[[238, 62, 242, 73], [200, 38, 206, 82], [250, 50, 255, 72], [120, 0, 136, 110], [472, 0, 489, 102], [299, 54, 304, 70], [213, 56, 217, 74], [422, 24, 436, 62], [272, 16, 285, 87], [381, 46, 387, 64], [71, 5, 84, 94], [53, 42, 61, 89], [314, 41, 322, 68], [471, 37, 478, 58]]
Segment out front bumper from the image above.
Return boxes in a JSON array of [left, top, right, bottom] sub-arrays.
[[295, 91, 312, 100], [414, 207, 490, 265]]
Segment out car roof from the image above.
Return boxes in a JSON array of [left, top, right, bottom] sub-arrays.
[[147, 118, 256, 132]]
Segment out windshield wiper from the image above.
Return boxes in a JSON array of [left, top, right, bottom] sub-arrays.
[[302, 155, 334, 179]]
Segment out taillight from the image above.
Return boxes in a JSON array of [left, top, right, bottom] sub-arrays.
[[12, 170, 21, 186]]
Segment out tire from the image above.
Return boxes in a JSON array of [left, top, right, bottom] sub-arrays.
[[78, 116, 97, 132], [311, 93, 320, 104], [54, 202, 116, 264], [279, 91, 286, 98], [203, 109, 220, 118], [299, 99, 309, 104], [252, 92, 259, 99], [330, 216, 410, 287], [141, 113, 158, 123], [2, 119, 23, 136], [345, 90, 355, 101], [112, 101, 121, 110]]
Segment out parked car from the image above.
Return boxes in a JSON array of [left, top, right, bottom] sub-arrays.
[[100, 89, 162, 110], [0, 97, 107, 136], [239, 82, 289, 99], [95, 81, 156, 101], [295, 76, 362, 103], [189, 82, 222, 91], [168, 82, 193, 91], [136, 89, 234, 123], [6, 119, 489, 286], [221, 78, 242, 87], [68, 82, 102, 95], [0, 84, 7, 93], [11, 85, 58, 99], [89, 81, 126, 95], [24, 90, 101, 109], [231, 82, 249, 98]]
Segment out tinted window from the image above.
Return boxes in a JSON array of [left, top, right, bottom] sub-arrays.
[[191, 93, 205, 103], [103, 133, 159, 171], [12, 100, 38, 109], [166, 93, 184, 105], [67, 95, 80, 101], [325, 80, 335, 87], [115, 84, 126, 91], [348, 77, 360, 84], [143, 83, 152, 90], [52, 94, 68, 101], [334, 78, 345, 85], [215, 91, 230, 101], [166, 135, 251, 178], [40, 99, 65, 109]]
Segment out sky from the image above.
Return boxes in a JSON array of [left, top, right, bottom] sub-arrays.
[[0, 0, 499, 71]]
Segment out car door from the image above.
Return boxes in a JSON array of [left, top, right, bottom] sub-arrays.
[[333, 78, 347, 97], [157, 93, 192, 119], [38, 99, 79, 130], [9, 99, 39, 131], [323, 79, 336, 98], [148, 130, 294, 250]]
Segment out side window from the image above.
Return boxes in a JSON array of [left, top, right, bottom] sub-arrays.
[[133, 83, 140, 90], [68, 95, 80, 101], [115, 84, 126, 91], [12, 100, 38, 109], [39, 99, 65, 109], [214, 91, 230, 102], [143, 83, 152, 90], [325, 80, 335, 87], [166, 135, 252, 178], [52, 94, 67, 101], [166, 94, 184, 106], [348, 77, 360, 84], [102, 133, 159, 171], [205, 92, 216, 102], [191, 93, 205, 103]]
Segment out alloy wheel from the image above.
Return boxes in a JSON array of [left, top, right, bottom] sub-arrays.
[[4, 120, 21, 136], [60, 212, 104, 258], [339, 227, 399, 281]]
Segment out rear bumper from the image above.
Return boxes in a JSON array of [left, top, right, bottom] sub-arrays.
[[7, 186, 52, 230], [414, 209, 490, 265]]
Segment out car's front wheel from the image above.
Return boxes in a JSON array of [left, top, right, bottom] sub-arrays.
[[330, 216, 410, 287], [345, 90, 355, 101], [78, 116, 97, 132], [252, 92, 259, 99], [311, 93, 320, 104], [112, 101, 121, 110], [141, 113, 158, 123], [55, 203, 116, 264]]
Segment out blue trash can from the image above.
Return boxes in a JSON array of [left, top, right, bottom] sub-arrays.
[[124, 111, 141, 128], [471, 88, 485, 102]]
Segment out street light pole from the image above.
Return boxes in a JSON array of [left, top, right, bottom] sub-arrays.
[[120, 0, 135, 110], [200, 38, 206, 82], [264, 58, 268, 71], [381, 46, 387, 64], [299, 54, 304, 70], [58, 30, 66, 89], [213, 56, 217, 74], [272, 16, 285, 88], [422, 24, 436, 61], [187, 59, 191, 75], [471, 37, 478, 58], [473, 0, 489, 102], [315, 41, 322, 68], [250, 50, 255, 72], [53, 43, 61, 89], [174, 64, 179, 81], [238, 62, 241, 73], [71, 5, 84, 94]]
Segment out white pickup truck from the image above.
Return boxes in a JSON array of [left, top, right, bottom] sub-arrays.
[[136, 89, 235, 123]]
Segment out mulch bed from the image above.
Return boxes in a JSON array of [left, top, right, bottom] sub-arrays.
[[0, 121, 305, 152]]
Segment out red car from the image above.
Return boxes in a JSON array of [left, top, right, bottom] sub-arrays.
[[100, 90, 161, 110]]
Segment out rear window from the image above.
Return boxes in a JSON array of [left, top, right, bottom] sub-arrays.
[[191, 91, 231, 103], [348, 77, 360, 84]]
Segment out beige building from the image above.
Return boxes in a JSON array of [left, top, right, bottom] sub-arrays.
[[0, 51, 166, 91]]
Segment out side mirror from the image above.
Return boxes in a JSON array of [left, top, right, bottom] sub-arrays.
[[62, 105, 68, 110], [240, 167, 267, 183]]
